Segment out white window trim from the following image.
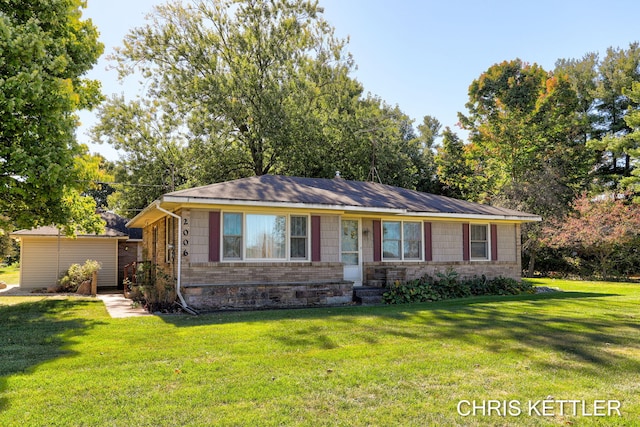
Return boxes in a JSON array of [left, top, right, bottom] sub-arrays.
[[470, 223, 491, 261], [381, 220, 424, 262], [340, 217, 361, 265], [289, 214, 310, 261], [220, 212, 311, 262], [165, 216, 175, 264]]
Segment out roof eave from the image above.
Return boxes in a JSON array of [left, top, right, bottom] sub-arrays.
[[161, 195, 407, 215], [159, 195, 541, 222], [402, 212, 542, 222], [126, 200, 163, 228]]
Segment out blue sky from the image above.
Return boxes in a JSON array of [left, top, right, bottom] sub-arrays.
[[77, 0, 640, 161]]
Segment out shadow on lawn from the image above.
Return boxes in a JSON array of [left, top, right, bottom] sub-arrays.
[[161, 290, 640, 374], [0, 298, 105, 412], [411, 293, 640, 372]]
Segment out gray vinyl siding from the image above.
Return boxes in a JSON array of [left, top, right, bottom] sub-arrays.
[[189, 210, 209, 263], [497, 224, 517, 262], [432, 222, 463, 262]]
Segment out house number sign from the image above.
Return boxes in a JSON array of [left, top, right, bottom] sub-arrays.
[[182, 217, 189, 256]]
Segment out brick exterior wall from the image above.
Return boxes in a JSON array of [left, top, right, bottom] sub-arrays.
[[364, 260, 521, 284], [183, 261, 344, 284]]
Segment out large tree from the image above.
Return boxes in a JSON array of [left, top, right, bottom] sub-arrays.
[[459, 60, 588, 206], [585, 43, 640, 190], [0, 0, 104, 233], [555, 52, 599, 145], [97, 0, 440, 213], [93, 95, 191, 215], [458, 59, 590, 274], [108, 0, 356, 178], [435, 127, 473, 199], [602, 81, 640, 200]]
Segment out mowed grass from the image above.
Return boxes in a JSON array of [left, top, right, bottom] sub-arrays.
[[1, 279, 639, 426], [0, 263, 19, 285]]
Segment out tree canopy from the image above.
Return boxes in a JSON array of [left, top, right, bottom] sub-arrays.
[[558, 43, 640, 196], [458, 59, 589, 213], [0, 0, 104, 234], [95, 0, 441, 214], [109, 0, 356, 177], [456, 59, 595, 275]]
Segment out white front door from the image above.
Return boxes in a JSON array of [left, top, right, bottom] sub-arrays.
[[341, 219, 362, 286]]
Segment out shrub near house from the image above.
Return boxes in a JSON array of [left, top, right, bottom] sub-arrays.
[[383, 270, 535, 304], [57, 260, 101, 293]]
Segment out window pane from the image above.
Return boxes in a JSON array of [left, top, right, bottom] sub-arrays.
[[403, 222, 422, 259], [471, 224, 487, 241], [342, 220, 358, 252], [471, 242, 487, 259], [246, 214, 286, 259], [291, 237, 307, 259], [383, 222, 401, 240], [342, 253, 358, 265], [403, 222, 421, 241], [223, 213, 242, 260], [223, 236, 242, 259], [223, 213, 242, 236], [291, 216, 307, 237], [383, 240, 401, 259], [404, 240, 421, 259], [382, 222, 401, 259]]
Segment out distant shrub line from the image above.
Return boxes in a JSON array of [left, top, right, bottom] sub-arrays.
[[383, 269, 534, 304]]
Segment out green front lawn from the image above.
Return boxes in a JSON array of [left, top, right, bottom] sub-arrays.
[[0, 279, 638, 426]]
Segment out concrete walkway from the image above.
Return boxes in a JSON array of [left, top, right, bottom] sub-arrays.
[[97, 293, 151, 318], [1, 285, 150, 318]]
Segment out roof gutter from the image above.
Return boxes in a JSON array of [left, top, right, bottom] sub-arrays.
[[160, 195, 541, 222], [154, 202, 197, 315]]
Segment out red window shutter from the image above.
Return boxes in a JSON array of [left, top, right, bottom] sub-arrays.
[[491, 224, 498, 261], [373, 220, 382, 262], [424, 221, 432, 261], [209, 211, 220, 262], [462, 223, 470, 261], [311, 216, 321, 262]]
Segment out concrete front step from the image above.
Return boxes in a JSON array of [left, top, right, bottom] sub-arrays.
[[367, 280, 386, 287], [357, 295, 384, 305], [353, 287, 386, 305]]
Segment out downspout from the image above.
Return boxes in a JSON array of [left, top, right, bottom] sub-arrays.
[[154, 202, 198, 315], [57, 229, 61, 284]]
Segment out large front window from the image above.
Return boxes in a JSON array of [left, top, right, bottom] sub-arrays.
[[246, 214, 286, 259], [382, 221, 422, 260], [222, 213, 308, 261]]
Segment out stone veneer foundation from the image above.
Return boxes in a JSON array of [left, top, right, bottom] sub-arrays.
[[181, 281, 353, 311]]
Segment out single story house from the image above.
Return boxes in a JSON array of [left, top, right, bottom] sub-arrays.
[[12, 212, 142, 290], [127, 174, 541, 312]]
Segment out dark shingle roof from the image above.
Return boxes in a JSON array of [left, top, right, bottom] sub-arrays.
[[164, 175, 539, 219], [12, 212, 142, 239]]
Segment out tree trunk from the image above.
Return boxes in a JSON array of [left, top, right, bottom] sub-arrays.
[[526, 249, 536, 278]]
